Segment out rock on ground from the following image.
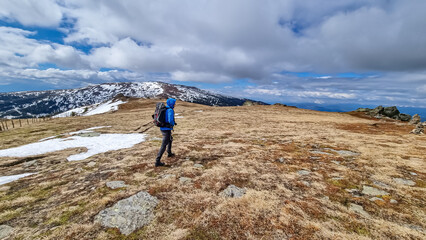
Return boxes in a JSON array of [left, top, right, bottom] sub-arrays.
[[94, 191, 158, 235], [23, 160, 38, 168], [0, 225, 13, 239], [106, 181, 127, 189], [297, 170, 311, 176], [361, 105, 412, 121], [179, 177, 192, 184], [349, 203, 370, 217], [393, 178, 416, 186], [410, 122, 424, 134], [87, 161, 96, 167], [362, 186, 389, 196], [410, 114, 421, 125], [219, 185, 246, 198]]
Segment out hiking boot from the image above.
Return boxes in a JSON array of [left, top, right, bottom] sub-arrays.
[[155, 162, 165, 167], [167, 153, 175, 158]]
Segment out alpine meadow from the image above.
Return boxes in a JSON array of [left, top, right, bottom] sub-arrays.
[[1, 0, 426, 239], [0, 99, 425, 239]]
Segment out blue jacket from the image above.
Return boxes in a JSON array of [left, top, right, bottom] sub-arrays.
[[160, 98, 176, 130]]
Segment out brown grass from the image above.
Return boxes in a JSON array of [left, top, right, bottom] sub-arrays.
[[0, 99, 425, 239]]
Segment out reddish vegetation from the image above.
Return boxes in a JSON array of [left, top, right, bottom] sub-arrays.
[[0, 99, 425, 239]]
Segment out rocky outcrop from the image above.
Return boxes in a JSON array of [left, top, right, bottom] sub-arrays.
[[410, 114, 421, 125], [383, 106, 399, 117], [355, 105, 412, 121], [397, 114, 412, 121], [410, 122, 425, 135], [94, 191, 158, 235]]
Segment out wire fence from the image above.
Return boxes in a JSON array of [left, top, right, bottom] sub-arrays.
[[0, 117, 52, 132]]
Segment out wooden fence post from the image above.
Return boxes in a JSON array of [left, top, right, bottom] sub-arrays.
[[11, 120, 15, 128], [19, 119, 22, 127], [0, 120, 4, 130], [27, 119, 29, 125], [4, 121, 8, 130]]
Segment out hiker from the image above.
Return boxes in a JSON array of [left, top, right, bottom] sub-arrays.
[[155, 98, 176, 167]]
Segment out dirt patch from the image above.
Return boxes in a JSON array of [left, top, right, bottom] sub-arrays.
[[336, 122, 413, 135]]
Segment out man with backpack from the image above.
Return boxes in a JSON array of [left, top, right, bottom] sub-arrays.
[[154, 98, 176, 167]]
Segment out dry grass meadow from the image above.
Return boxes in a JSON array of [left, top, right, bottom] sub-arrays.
[[0, 99, 425, 239]]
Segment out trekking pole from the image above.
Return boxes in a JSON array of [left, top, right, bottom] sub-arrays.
[[134, 121, 153, 131], [139, 123, 154, 133]]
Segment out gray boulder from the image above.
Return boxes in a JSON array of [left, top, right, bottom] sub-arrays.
[[0, 225, 13, 239], [349, 203, 370, 217], [362, 186, 389, 196], [23, 160, 38, 168], [383, 106, 399, 117], [393, 178, 416, 186], [355, 108, 371, 112], [179, 177, 192, 184], [106, 181, 127, 189], [410, 122, 424, 135], [94, 191, 158, 235], [219, 185, 246, 198], [410, 114, 421, 125], [411, 128, 424, 135], [397, 113, 411, 122], [371, 105, 384, 115]]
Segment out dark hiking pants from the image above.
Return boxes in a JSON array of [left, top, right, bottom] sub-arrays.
[[156, 130, 172, 163]]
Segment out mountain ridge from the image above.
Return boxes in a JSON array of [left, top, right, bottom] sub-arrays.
[[0, 82, 265, 119]]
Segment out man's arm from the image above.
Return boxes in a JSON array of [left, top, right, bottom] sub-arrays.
[[168, 109, 175, 126]]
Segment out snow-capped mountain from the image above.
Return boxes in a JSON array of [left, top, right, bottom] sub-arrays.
[[0, 82, 264, 118]]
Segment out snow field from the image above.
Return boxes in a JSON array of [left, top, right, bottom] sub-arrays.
[[54, 100, 126, 118], [0, 127, 146, 161], [0, 173, 36, 186]]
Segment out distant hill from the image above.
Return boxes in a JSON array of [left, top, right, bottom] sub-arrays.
[[0, 82, 265, 119], [282, 102, 425, 121]]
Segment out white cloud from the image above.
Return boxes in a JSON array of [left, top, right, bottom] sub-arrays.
[[0, 67, 164, 88], [244, 87, 356, 100], [171, 71, 232, 83], [0, 26, 89, 71], [0, 0, 426, 107], [0, 0, 63, 27]]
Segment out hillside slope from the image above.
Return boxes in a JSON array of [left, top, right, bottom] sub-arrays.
[[0, 82, 264, 119], [0, 100, 425, 239]]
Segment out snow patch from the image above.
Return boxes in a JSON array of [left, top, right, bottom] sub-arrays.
[[54, 100, 126, 118], [0, 133, 146, 161], [0, 173, 36, 186], [85, 100, 125, 116]]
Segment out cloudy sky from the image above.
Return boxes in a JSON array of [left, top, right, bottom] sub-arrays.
[[1, 0, 426, 108]]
